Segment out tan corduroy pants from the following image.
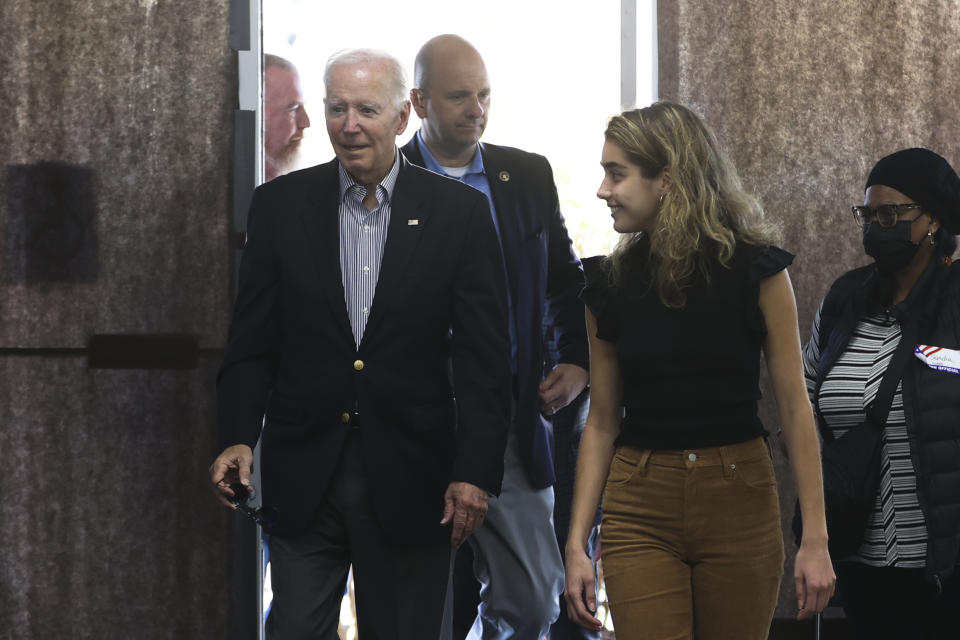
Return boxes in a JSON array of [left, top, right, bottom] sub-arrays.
[[600, 437, 784, 640]]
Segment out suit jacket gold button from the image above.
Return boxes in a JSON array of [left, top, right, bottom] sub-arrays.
[[353, 359, 364, 371], [341, 412, 351, 424]]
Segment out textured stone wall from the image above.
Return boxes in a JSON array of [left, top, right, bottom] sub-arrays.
[[0, 0, 234, 344], [0, 1, 236, 637], [659, 0, 960, 618]]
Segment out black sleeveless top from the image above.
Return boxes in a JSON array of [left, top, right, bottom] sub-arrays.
[[580, 238, 793, 450]]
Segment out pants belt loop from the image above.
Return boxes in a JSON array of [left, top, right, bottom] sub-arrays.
[[719, 445, 735, 480], [635, 449, 652, 477]]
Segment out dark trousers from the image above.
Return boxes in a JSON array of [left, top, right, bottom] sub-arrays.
[[266, 433, 451, 640], [835, 561, 960, 640]]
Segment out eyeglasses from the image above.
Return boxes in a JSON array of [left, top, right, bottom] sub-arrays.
[[851, 203, 924, 229]]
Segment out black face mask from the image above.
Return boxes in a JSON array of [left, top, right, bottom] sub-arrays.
[[862, 221, 920, 274]]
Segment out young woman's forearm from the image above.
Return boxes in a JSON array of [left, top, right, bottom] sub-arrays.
[[779, 403, 828, 543], [566, 416, 618, 553], [567, 309, 622, 553]]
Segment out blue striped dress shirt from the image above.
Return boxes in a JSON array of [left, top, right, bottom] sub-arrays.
[[338, 151, 401, 346]]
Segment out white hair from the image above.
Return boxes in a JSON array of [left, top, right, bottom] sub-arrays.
[[324, 48, 408, 111]]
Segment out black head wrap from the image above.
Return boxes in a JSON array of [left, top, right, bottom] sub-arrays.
[[866, 147, 960, 233]]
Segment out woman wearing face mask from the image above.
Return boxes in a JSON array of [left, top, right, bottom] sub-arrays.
[[563, 102, 835, 639], [801, 148, 960, 639]]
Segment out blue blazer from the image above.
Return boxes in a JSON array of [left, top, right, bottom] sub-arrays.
[[217, 155, 512, 542], [402, 137, 589, 488]]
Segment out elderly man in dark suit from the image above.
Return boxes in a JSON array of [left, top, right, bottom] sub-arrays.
[[209, 48, 512, 640], [402, 35, 589, 640]]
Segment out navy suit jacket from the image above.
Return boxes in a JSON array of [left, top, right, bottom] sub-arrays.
[[217, 155, 512, 543], [401, 137, 589, 489]]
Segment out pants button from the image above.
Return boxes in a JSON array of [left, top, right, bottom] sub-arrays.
[[688, 452, 697, 462]]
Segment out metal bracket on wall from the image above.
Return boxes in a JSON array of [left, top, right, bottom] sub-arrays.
[[233, 109, 257, 240], [228, 0, 251, 51]]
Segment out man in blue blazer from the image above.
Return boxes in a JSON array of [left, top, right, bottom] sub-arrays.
[[402, 35, 590, 640], [210, 49, 512, 640]]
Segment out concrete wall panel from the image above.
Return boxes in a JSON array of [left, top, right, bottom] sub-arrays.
[[1, 0, 237, 636], [0, 358, 230, 638], [0, 0, 234, 347]]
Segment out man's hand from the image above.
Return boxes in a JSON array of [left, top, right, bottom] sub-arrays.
[[440, 481, 488, 547], [209, 444, 254, 509], [539, 363, 588, 416]]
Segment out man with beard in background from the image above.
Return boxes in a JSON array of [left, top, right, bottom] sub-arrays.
[[264, 54, 310, 182]]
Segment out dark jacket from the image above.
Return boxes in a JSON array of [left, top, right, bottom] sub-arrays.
[[217, 156, 512, 543], [401, 137, 589, 489], [811, 256, 960, 587]]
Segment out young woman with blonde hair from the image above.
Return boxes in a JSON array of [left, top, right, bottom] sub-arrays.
[[564, 102, 835, 639]]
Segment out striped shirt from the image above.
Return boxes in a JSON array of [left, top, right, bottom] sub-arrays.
[[338, 151, 400, 346], [803, 308, 927, 568]]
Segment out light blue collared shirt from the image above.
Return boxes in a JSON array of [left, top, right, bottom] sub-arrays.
[[416, 131, 499, 233]]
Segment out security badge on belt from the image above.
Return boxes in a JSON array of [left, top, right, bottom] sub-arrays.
[[914, 345, 960, 374]]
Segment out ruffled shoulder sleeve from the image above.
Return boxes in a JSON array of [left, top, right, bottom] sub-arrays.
[[747, 244, 794, 284], [744, 244, 794, 333], [579, 255, 619, 341]]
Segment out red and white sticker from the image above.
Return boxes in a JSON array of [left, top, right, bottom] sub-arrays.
[[914, 344, 960, 375]]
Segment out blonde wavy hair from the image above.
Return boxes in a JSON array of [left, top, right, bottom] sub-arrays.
[[606, 102, 780, 307]]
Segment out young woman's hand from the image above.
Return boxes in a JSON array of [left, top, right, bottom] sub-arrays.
[[563, 546, 604, 631]]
